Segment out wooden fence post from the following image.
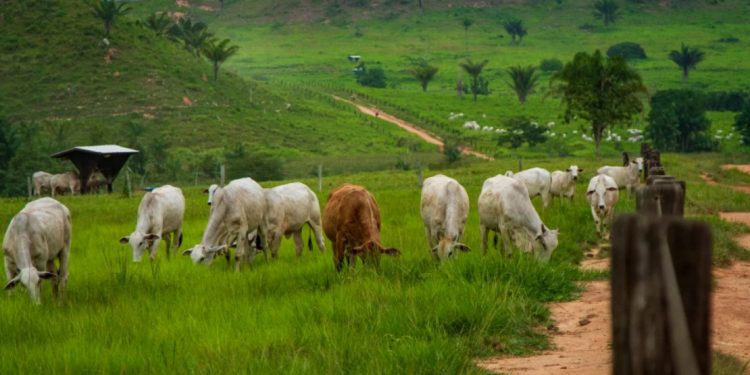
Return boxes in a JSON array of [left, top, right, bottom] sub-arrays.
[[611, 215, 712, 375], [125, 168, 132, 198], [220, 164, 225, 186], [317, 165, 323, 192], [636, 179, 686, 217], [517, 156, 523, 172], [27, 176, 32, 201]]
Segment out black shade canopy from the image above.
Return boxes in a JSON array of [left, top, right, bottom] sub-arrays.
[[52, 145, 138, 194]]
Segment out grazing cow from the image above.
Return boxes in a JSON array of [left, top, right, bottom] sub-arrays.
[[32, 171, 53, 196], [50, 171, 80, 196], [323, 184, 400, 271], [86, 171, 107, 194], [597, 161, 640, 195], [204, 184, 219, 206], [420, 175, 470, 261], [550, 165, 583, 201], [586, 174, 619, 237], [119, 185, 185, 262], [184, 178, 267, 270], [478, 175, 559, 261], [3, 198, 71, 304], [505, 167, 553, 208], [264, 182, 326, 258]]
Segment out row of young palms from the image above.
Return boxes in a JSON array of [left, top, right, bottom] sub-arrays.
[[91, 0, 238, 82]]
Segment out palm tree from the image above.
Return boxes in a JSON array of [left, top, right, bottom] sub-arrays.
[[669, 43, 705, 81], [459, 59, 488, 102], [461, 18, 474, 52], [503, 19, 527, 45], [202, 38, 239, 82], [507, 65, 539, 105], [91, 0, 131, 37], [170, 18, 213, 57], [593, 0, 619, 27], [408, 63, 439, 92], [144, 12, 172, 36]]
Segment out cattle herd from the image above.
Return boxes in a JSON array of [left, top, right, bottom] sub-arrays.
[[32, 170, 107, 196], [4, 161, 644, 304]]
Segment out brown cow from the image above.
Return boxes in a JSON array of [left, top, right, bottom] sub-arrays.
[[323, 184, 400, 271]]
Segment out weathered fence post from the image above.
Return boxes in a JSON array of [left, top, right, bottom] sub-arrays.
[[416, 161, 423, 187], [517, 156, 523, 172], [27, 176, 32, 201], [611, 215, 712, 375], [125, 168, 132, 199], [636, 178, 686, 217], [317, 165, 323, 192], [220, 164, 225, 186]]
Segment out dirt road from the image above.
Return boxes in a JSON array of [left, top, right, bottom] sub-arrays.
[[332, 95, 494, 161]]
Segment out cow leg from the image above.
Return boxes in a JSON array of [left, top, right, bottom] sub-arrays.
[[163, 233, 172, 260], [57, 247, 69, 303], [425, 226, 438, 260], [480, 224, 488, 255], [334, 234, 346, 272], [47, 260, 59, 299], [590, 206, 602, 237], [293, 231, 304, 257], [500, 227, 513, 258]]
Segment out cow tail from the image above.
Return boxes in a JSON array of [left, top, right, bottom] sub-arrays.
[[255, 233, 263, 250], [307, 226, 313, 252], [493, 233, 498, 248], [178, 232, 184, 247]]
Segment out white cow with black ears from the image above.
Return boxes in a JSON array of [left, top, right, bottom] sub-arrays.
[[420, 174, 470, 261], [586, 174, 619, 237], [120, 185, 185, 262]]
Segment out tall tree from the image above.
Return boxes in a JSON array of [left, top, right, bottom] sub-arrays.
[[503, 19, 527, 45], [593, 0, 619, 27], [669, 43, 705, 81], [507, 65, 539, 105], [170, 18, 213, 56], [459, 59, 489, 102], [407, 60, 439, 92], [461, 18, 473, 52], [144, 12, 171, 36], [549, 51, 646, 155], [646, 90, 714, 152], [90, 0, 131, 37], [201, 38, 239, 82]]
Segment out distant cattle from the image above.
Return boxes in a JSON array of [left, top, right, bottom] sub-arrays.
[[32, 171, 53, 196], [505, 167, 553, 208], [3, 198, 71, 304], [598, 161, 640, 195], [550, 165, 582, 201], [323, 184, 400, 271], [50, 171, 80, 196], [185, 178, 266, 270], [420, 175, 470, 261], [264, 182, 326, 258], [120, 185, 185, 262], [479, 175, 559, 261], [586, 174, 619, 237], [86, 171, 107, 194]]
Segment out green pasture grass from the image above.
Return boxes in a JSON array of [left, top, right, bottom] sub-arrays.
[[1, 153, 748, 372]]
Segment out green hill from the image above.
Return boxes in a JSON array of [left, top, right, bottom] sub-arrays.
[[0, 0, 434, 195]]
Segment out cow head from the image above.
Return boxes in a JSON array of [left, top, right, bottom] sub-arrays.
[[119, 232, 161, 262], [535, 224, 559, 262], [587, 176, 618, 215], [204, 184, 219, 206], [504, 170, 515, 177], [433, 236, 470, 261], [566, 165, 582, 181], [5, 267, 56, 304], [182, 244, 227, 265], [634, 157, 644, 173]]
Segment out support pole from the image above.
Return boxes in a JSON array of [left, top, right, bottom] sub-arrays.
[[317, 165, 323, 192]]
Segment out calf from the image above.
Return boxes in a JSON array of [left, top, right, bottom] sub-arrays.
[[586, 174, 619, 237], [597, 161, 639, 195], [550, 165, 582, 201], [32, 171, 53, 196], [264, 182, 326, 258], [119, 185, 185, 262], [479, 175, 559, 261], [323, 184, 400, 271], [505, 167, 552, 208], [3, 198, 71, 304], [184, 178, 266, 270], [420, 175, 470, 261], [50, 171, 80, 196]]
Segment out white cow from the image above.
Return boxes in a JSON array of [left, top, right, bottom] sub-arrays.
[[119, 185, 185, 262], [586, 174, 619, 237], [505, 167, 552, 208], [550, 165, 583, 201], [597, 161, 640, 195], [50, 171, 80, 196], [32, 171, 53, 196], [184, 178, 267, 270], [3, 198, 71, 304], [420, 174, 470, 261], [204, 184, 219, 206], [264, 182, 326, 258], [479, 175, 559, 261]]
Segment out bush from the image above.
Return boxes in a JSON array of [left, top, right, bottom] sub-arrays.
[[735, 103, 750, 145], [224, 143, 284, 181], [718, 36, 740, 43], [443, 139, 462, 163], [539, 58, 563, 73], [646, 90, 717, 152], [497, 116, 548, 151], [606, 42, 647, 60], [704, 91, 748, 112], [356, 65, 387, 88]]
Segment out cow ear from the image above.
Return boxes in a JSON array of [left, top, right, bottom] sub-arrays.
[[382, 247, 401, 256], [606, 187, 618, 191], [541, 224, 547, 234], [586, 190, 595, 196], [144, 234, 160, 241], [37, 271, 56, 280], [578, 168, 584, 173], [119, 236, 129, 244], [455, 243, 471, 252], [4, 275, 20, 290], [202, 188, 209, 194], [182, 249, 193, 256], [566, 168, 571, 172]]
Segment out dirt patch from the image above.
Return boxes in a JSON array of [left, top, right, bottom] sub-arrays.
[[701, 173, 719, 186], [713, 262, 750, 364], [176, 0, 190, 7], [199, 4, 217, 11], [332, 95, 494, 161], [722, 165, 750, 174], [720, 212, 750, 227]]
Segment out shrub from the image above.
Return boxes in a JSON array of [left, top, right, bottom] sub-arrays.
[[646, 90, 716, 152], [704, 91, 748, 112], [735, 103, 750, 145], [606, 42, 647, 60], [718, 36, 739, 43], [355, 64, 387, 88], [497, 116, 548, 151], [540, 58, 563, 73]]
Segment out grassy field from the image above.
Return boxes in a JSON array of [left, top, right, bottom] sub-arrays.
[[0, 153, 748, 373]]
